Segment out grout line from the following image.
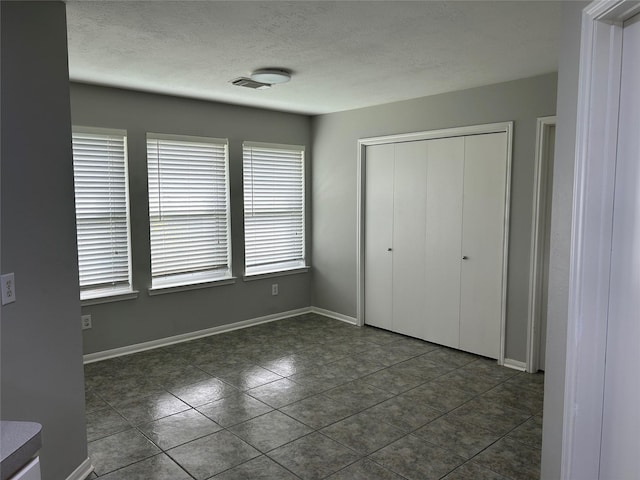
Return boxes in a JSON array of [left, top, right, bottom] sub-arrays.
[[85, 314, 542, 478]]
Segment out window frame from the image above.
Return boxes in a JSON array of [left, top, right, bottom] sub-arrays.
[[146, 132, 233, 292], [71, 126, 136, 304], [242, 141, 308, 278]]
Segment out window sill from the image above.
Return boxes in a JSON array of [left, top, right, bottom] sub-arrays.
[[243, 266, 310, 282], [81, 290, 139, 306], [148, 277, 236, 296]]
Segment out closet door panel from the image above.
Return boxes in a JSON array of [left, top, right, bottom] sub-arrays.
[[392, 141, 428, 339], [424, 137, 465, 348], [364, 144, 395, 330], [459, 132, 508, 358]]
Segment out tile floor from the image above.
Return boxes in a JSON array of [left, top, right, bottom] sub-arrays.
[[84, 313, 544, 480]]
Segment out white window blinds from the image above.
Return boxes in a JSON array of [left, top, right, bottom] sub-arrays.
[[72, 128, 132, 299], [147, 134, 231, 288], [243, 142, 306, 275]]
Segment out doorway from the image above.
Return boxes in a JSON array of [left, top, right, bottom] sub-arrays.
[[559, 1, 640, 478], [527, 116, 556, 372]]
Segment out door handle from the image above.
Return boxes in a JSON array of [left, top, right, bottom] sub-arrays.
[[462, 256, 468, 260], [387, 248, 393, 251]]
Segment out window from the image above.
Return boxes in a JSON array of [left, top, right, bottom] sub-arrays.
[[243, 142, 306, 275], [147, 134, 231, 289], [71, 127, 133, 301]]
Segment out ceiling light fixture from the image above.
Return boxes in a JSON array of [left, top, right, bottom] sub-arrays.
[[250, 68, 291, 85]]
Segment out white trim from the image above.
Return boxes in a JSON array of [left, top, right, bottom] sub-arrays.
[[83, 307, 311, 364], [356, 121, 513, 365], [504, 358, 527, 372], [359, 121, 512, 146], [72, 128, 133, 298], [356, 140, 366, 327], [563, 1, 640, 479], [148, 277, 236, 296], [81, 290, 139, 307], [72, 125, 126, 137], [499, 123, 514, 367], [310, 306, 357, 325], [242, 142, 307, 275], [526, 116, 556, 373], [147, 132, 228, 146], [243, 141, 305, 152], [65, 457, 93, 480], [243, 266, 310, 281]]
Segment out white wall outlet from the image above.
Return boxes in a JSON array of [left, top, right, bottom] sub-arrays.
[[271, 283, 279, 296], [81, 314, 92, 330], [1, 273, 16, 305]]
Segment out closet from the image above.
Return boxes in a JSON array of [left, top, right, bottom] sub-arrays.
[[363, 126, 510, 359]]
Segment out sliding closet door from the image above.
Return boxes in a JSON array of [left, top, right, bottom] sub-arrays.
[[459, 132, 508, 358], [392, 141, 428, 339], [424, 137, 464, 348], [364, 144, 394, 330]]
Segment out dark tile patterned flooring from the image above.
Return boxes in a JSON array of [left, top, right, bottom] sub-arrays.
[[84, 313, 543, 480]]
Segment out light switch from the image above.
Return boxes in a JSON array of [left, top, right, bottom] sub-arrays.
[[1, 273, 16, 305]]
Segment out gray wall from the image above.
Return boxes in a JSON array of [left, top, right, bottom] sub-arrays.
[[311, 73, 558, 362], [70, 84, 312, 354], [0, 2, 88, 479], [541, 2, 588, 478]]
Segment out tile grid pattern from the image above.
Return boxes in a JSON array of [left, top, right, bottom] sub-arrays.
[[84, 313, 543, 480]]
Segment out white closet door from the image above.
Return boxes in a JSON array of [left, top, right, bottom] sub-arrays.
[[459, 132, 508, 358], [392, 141, 428, 339], [424, 137, 464, 348], [364, 144, 395, 330]]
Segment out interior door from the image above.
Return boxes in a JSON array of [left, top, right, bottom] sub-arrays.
[[459, 132, 508, 358], [424, 137, 464, 348], [392, 141, 428, 339], [364, 144, 395, 330]]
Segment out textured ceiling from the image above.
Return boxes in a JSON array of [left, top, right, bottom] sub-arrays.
[[65, 1, 562, 115]]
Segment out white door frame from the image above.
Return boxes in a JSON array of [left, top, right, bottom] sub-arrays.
[[526, 116, 556, 373], [562, 1, 640, 478], [356, 121, 513, 366]]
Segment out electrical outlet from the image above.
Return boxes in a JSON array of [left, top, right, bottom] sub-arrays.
[[81, 314, 92, 330], [1, 273, 16, 305], [271, 283, 279, 296]]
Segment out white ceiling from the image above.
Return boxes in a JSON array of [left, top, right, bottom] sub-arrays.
[[65, 1, 562, 115]]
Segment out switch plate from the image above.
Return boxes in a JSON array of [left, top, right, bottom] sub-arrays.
[[81, 314, 92, 330], [1, 273, 16, 305], [271, 283, 279, 296]]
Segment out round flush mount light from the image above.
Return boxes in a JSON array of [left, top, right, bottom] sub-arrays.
[[250, 68, 291, 85]]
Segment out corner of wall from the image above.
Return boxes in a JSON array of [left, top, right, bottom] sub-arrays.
[[1, 2, 88, 479]]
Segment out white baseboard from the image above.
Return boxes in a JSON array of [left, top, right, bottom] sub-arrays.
[[83, 307, 312, 364], [310, 306, 357, 325], [66, 457, 93, 480], [504, 358, 527, 371]]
